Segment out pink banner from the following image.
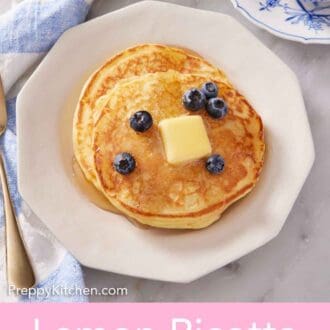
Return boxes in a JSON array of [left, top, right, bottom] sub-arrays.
[[0, 303, 328, 329]]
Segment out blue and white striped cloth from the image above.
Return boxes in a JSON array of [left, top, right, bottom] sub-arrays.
[[0, 0, 93, 302]]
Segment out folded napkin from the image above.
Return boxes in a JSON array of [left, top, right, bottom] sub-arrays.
[[0, 0, 93, 302]]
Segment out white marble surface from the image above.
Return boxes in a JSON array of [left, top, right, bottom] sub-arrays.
[[82, 0, 330, 302]]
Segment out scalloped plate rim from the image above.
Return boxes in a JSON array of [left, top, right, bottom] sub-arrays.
[[231, 0, 330, 44]]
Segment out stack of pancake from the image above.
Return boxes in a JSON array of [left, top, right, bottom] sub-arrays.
[[73, 44, 265, 229]]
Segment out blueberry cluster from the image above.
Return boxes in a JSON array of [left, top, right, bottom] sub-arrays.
[[182, 81, 226, 174], [183, 81, 228, 119]]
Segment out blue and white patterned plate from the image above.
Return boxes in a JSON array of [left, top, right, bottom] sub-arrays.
[[231, 0, 330, 44]]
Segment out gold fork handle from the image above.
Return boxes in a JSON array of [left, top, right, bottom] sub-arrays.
[[0, 154, 35, 289]]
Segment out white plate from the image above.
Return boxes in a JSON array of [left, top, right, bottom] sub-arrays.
[[231, 0, 330, 44], [17, 1, 314, 283]]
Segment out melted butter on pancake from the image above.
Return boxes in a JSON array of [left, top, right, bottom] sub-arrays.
[[159, 116, 212, 165]]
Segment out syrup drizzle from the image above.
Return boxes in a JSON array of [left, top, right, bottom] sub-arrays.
[[60, 73, 149, 229]]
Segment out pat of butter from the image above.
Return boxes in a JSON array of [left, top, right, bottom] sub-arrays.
[[159, 115, 212, 164]]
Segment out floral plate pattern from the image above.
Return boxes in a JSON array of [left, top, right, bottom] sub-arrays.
[[231, 0, 330, 44]]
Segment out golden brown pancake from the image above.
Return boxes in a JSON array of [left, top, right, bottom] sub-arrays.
[[93, 71, 265, 229], [73, 44, 229, 189]]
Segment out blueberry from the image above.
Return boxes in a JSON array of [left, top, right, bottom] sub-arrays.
[[201, 81, 218, 99], [113, 152, 136, 175], [182, 88, 206, 111], [130, 111, 153, 132], [206, 154, 225, 174], [206, 97, 227, 119]]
